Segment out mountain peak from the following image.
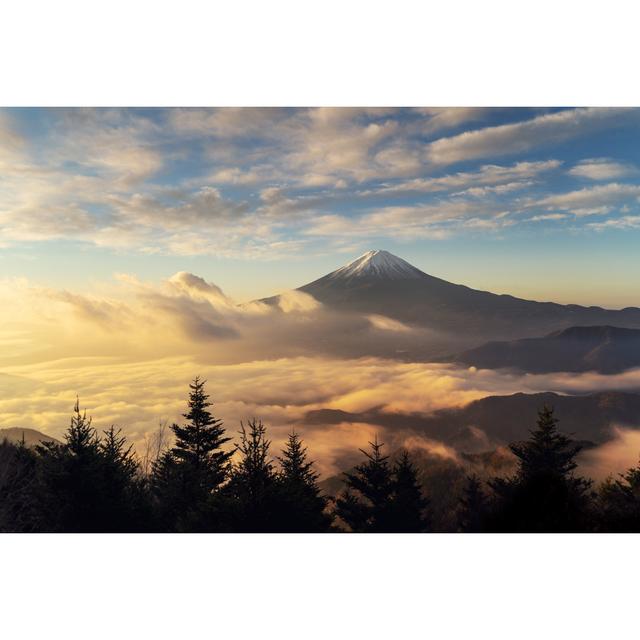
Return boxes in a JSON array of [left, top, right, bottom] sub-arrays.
[[328, 250, 425, 280]]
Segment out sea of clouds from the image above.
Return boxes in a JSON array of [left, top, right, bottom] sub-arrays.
[[1, 272, 639, 478]]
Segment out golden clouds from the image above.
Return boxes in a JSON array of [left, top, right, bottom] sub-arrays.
[[2, 272, 640, 478]]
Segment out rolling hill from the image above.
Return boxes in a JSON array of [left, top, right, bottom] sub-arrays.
[[305, 390, 640, 450], [0, 427, 60, 447]]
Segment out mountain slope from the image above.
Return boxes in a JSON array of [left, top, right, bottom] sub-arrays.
[[305, 390, 640, 450], [449, 325, 640, 374], [283, 250, 640, 340]]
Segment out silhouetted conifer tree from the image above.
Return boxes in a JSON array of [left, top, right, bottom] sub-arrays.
[[388, 451, 430, 532], [489, 406, 592, 532], [99, 425, 149, 531], [224, 419, 280, 531], [152, 377, 232, 531], [276, 431, 332, 532], [0, 439, 39, 532], [335, 437, 394, 532], [34, 399, 106, 531], [597, 460, 640, 532], [458, 474, 487, 532], [172, 377, 232, 484]]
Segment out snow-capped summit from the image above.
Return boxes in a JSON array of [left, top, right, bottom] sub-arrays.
[[258, 248, 640, 344], [327, 250, 425, 280]]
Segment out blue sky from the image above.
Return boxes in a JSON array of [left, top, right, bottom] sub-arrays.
[[1, 107, 639, 306]]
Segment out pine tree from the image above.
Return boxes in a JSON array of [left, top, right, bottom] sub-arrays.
[[276, 431, 332, 532], [65, 398, 100, 457], [335, 437, 394, 532], [150, 451, 182, 529], [388, 451, 429, 532], [225, 419, 279, 531], [0, 439, 39, 532], [34, 399, 106, 531], [457, 474, 487, 532], [510, 405, 581, 479], [151, 377, 233, 531], [99, 426, 149, 531], [171, 376, 232, 488], [101, 425, 138, 479], [489, 405, 592, 532], [597, 460, 640, 532]]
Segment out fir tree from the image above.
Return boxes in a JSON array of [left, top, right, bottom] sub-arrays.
[[597, 460, 640, 532], [489, 405, 592, 532], [99, 425, 148, 531], [388, 451, 430, 532], [510, 405, 581, 479], [276, 431, 332, 532], [0, 439, 39, 532], [457, 474, 487, 533], [34, 399, 106, 532], [65, 398, 100, 457], [101, 425, 137, 479], [172, 376, 232, 488], [335, 437, 394, 532], [225, 419, 279, 531], [152, 377, 232, 531]]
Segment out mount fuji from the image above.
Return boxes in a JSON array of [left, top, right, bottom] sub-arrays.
[[265, 250, 640, 342], [322, 250, 425, 281]]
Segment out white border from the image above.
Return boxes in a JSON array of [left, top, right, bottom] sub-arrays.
[[1, 533, 638, 640], [1, 0, 639, 106]]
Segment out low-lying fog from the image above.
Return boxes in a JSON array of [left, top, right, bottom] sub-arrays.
[[1, 272, 639, 480]]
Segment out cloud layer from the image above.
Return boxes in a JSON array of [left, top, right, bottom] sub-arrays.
[[2, 271, 640, 477], [1, 108, 640, 258]]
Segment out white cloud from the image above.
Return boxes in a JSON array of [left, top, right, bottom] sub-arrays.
[[534, 182, 640, 215], [0, 108, 638, 257], [529, 213, 568, 222], [588, 215, 640, 231], [109, 187, 250, 230], [276, 289, 322, 313], [424, 108, 638, 166], [205, 167, 269, 185], [372, 160, 561, 196], [367, 315, 412, 333], [417, 107, 492, 134], [568, 158, 635, 181], [453, 180, 534, 198], [304, 199, 512, 240]]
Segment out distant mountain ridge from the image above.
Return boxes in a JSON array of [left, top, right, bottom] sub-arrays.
[[261, 249, 640, 342], [449, 325, 640, 374], [305, 390, 640, 450]]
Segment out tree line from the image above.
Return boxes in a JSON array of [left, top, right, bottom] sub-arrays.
[[1, 377, 640, 533]]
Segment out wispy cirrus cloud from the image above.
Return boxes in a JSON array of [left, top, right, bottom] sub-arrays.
[[424, 108, 638, 166], [1, 107, 639, 260], [369, 159, 561, 196], [587, 215, 640, 231], [533, 182, 640, 216]]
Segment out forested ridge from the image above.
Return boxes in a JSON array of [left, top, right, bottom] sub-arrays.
[[1, 377, 639, 533]]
